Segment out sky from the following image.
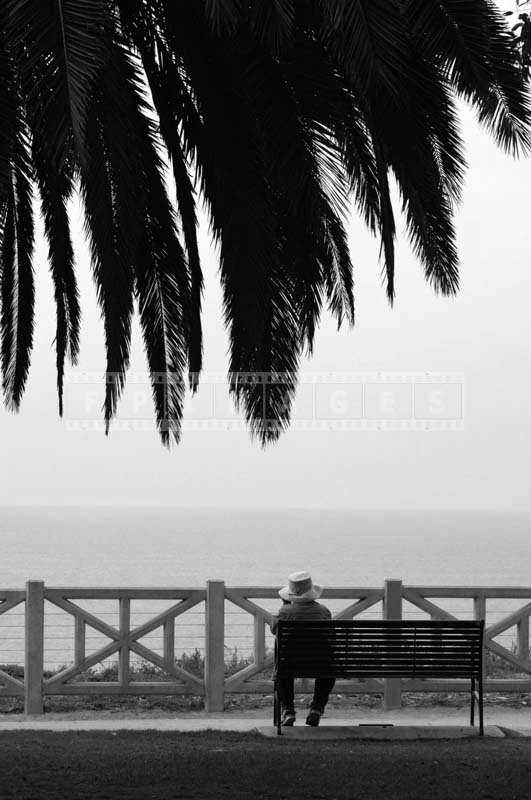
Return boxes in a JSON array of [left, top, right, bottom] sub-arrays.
[[1, 55, 530, 511]]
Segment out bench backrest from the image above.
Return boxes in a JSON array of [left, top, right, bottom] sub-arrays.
[[275, 619, 484, 679]]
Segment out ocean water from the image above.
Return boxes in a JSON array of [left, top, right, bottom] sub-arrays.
[[2, 506, 530, 586], [0, 506, 530, 669]]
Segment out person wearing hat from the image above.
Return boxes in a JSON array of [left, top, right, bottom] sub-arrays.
[[270, 571, 335, 727]]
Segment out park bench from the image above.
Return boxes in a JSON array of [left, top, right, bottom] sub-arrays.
[[273, 619, 485, 736]]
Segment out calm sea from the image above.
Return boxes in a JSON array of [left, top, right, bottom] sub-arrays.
[[2, 506, 530, 586], [1, 506, 530, 668]]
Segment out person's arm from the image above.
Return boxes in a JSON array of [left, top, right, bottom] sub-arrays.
[[316, 603, 332, 621], [269, 603, 290, 635]]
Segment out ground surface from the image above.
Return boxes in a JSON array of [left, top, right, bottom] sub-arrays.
[[0, 731, 530, 800], [1, 704, 529, 730]]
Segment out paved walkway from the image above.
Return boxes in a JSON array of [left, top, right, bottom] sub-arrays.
[[0, 707, 530, 737]]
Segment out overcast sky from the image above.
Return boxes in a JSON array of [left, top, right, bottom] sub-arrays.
[[1, 59, 530, 511]]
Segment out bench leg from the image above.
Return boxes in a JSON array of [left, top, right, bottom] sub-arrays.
[[274, 681, 281, 736], [478, 676, 484, 737]]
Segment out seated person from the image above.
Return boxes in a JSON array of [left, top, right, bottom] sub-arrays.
[[270, 570, 335, 727]]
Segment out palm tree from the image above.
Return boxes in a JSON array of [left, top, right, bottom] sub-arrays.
[[1, 1, 529, 445]]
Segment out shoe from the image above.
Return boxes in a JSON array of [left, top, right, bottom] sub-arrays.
[[281, 710, 296, 726], [306, 709, 322, 727]]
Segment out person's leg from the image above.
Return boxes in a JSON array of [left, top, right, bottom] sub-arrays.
[[277, 677, 295, 713], [310, 678, 336, 713]]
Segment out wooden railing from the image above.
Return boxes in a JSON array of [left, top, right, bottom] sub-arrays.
[[1, 580, 531, 714]]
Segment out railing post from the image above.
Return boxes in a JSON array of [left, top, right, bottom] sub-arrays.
[[383, 579, 402, 710], [25, 580, 44, 715], [254, 614, 266, 666], [118, 598, 130, 687], [205, 580, 225, 712], [74, 618, 85, 667], [163, 618, 175, 667], [517, 614, 529, 662], [474, 595, 487, 683]]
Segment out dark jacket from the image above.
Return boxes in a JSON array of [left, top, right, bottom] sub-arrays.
[[269, 599, 332, 635]]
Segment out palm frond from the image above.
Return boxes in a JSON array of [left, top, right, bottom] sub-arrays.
[[138, 39, 203, 392], [83, 41, 189, 444], [405, 0, 531, 155], [316, 2, 410, 298], [372, 139, 396, 303], [481, 1, 531, 154], [204, 0, 241, 34], [169, 142, 203, 392], [78, 48, 138, 429], [1, 132, 34, 410], [5, 0, 108, 166], [249, 0, 295, 55], [1, 195, 16, 396], [382, 102, 461, 296], [231, 266, 301, 445], [8, 138, 34, 408], [159, 4, 356, 435], [321, 205, 355, 327], [304, 61, 396, 301], [0, 29, 17, 208], [34, 159, 80, 414], [320, 2, 462, 296], [319, 0, 411, 99], [161, 8, 302, 438], [240, 33, 355, 345], [0, 22, 35, 409]]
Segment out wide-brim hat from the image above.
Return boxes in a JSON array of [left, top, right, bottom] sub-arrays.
[[279, 571, 323, 602]]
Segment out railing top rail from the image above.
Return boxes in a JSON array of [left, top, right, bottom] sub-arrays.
[[3, 584, 531, 598], [42, 588, 206, 600], [408, 587, 531, 598]]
